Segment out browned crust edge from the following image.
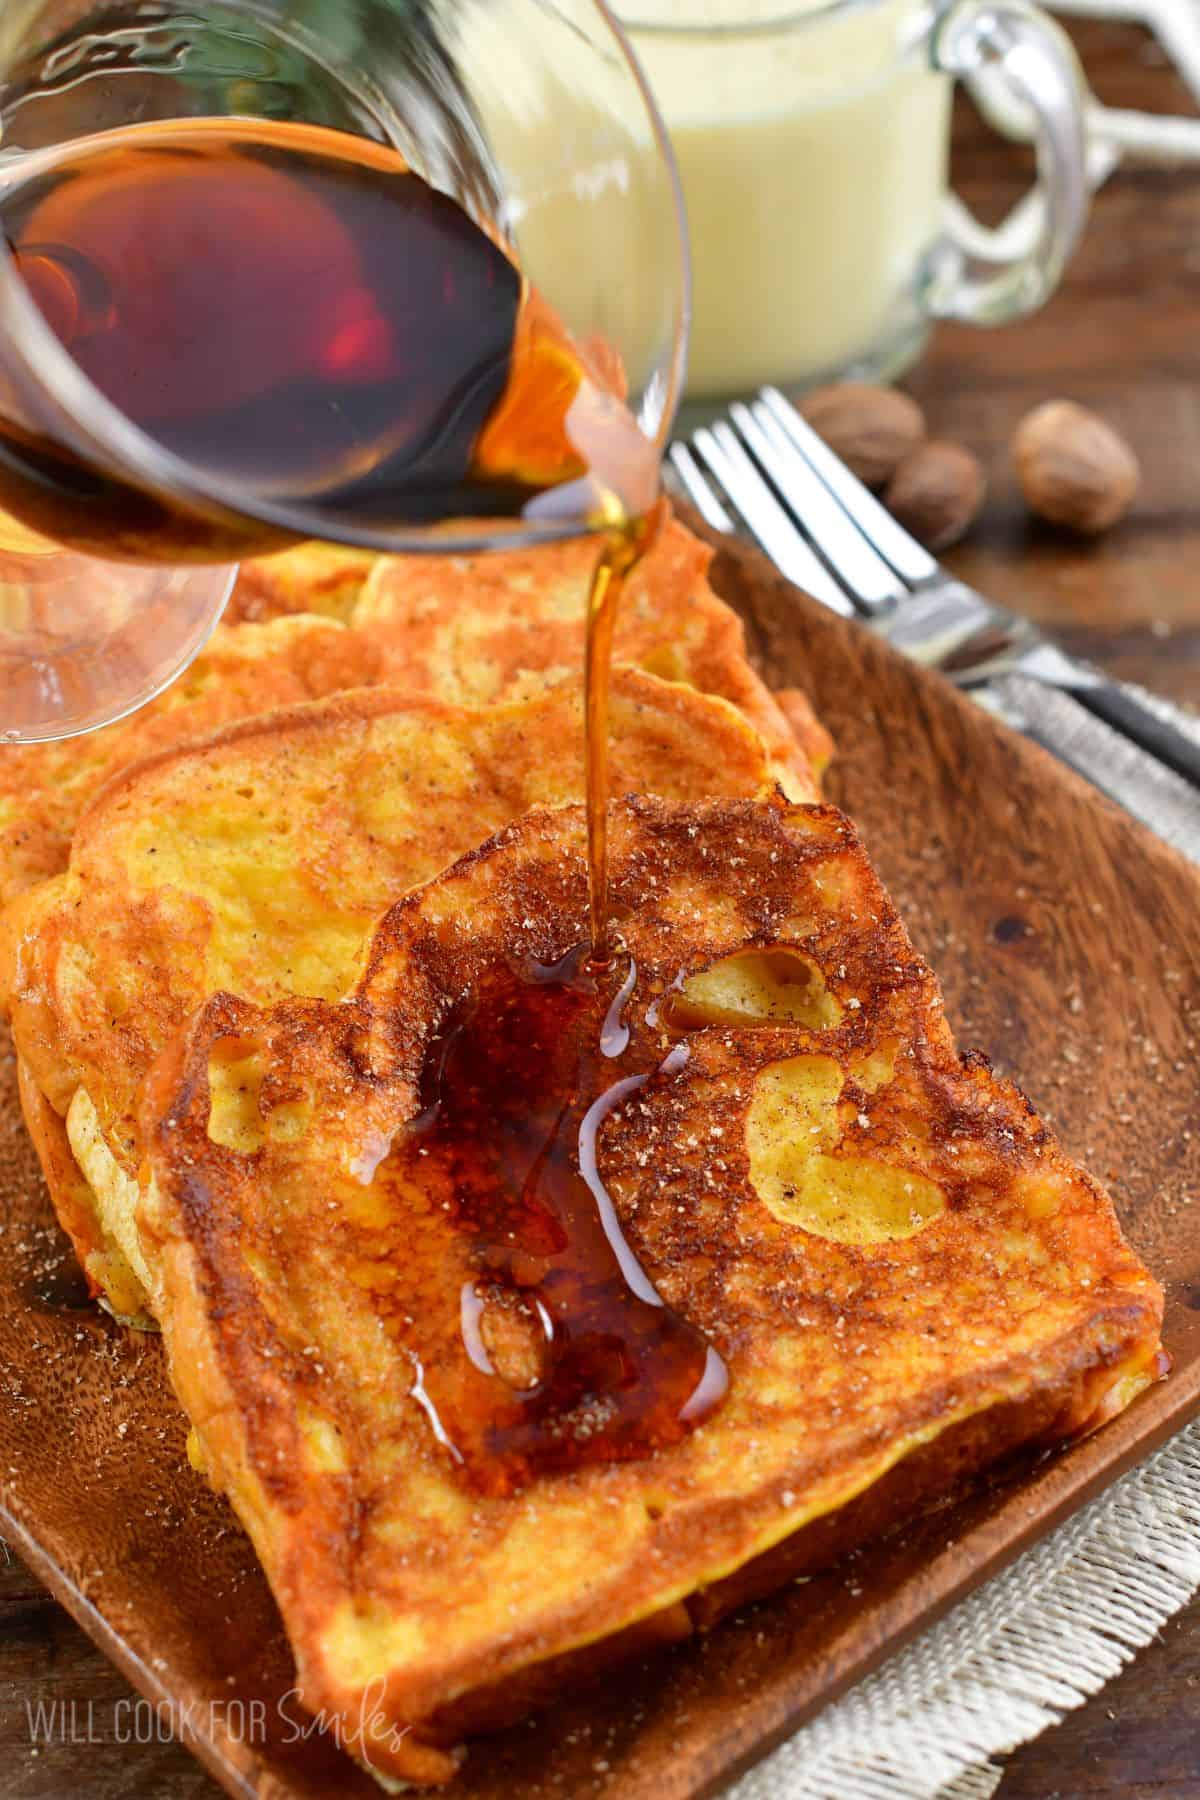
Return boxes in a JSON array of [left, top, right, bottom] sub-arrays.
[[140, 796, 1165, 1786], [428, 1345, 1146, 1745]]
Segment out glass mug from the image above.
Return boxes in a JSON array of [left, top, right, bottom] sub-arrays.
[[619, 0, 1088, 402], [0, 0, 688, 739]]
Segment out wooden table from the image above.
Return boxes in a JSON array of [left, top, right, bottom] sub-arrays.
[[1, 17, 1198, 1798], [921, 23, 1200, 1799]]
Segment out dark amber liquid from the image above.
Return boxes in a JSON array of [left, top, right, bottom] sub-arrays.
[[584, 505, 664, 963], [390, 948, 725, 1494], [0, 118, 604, 558], [0, 114, 656, 949], [4, 119, 706, 1462]]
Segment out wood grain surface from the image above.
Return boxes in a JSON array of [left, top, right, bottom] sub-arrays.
[[2, 15, 1199, 1799], [5, 514, 1199, 1800]]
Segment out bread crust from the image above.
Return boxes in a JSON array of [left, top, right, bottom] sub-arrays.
[[142, 797, 1164, 1785]]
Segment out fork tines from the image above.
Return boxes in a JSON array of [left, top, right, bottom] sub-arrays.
[[670, 387, 947, 619]]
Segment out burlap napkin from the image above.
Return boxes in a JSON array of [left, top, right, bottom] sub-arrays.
[[733, 683, 1200, 1799]]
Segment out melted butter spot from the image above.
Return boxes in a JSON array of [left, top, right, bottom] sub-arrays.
[[766, 1154, 945, 1244], [206, 1039, 266, 1153], [750, 1052, 842, 1140], [849, 1040, 897, 1094], [672, 948, 841, 1031], [747, 1055, 945, 1245]]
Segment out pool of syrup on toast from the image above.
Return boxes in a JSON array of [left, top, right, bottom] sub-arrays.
[[382, 946, 727, 1495], [2, 114, 718, 1472]]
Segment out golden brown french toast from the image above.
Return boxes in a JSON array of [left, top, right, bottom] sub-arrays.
[[355, 513, 832, 789], [0, 614, 382, 907], [142, 795, 1163, 1786], [0, 518, 826, 912], [226, 541, 381, 624], [2, 675, 778, 1317]]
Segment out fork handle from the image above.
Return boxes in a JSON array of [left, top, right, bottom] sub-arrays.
[[1072, 680, 1200, 791]]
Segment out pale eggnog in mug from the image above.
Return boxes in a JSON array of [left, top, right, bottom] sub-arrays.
[[458, 0, 1086, 416], [627, 0, 949, 398], [620, 0, 1090, 403]]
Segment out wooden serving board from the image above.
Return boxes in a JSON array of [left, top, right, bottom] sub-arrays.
[[1, 528, 1197, 1800]]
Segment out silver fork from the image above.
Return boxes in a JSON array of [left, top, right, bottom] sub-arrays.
[[669, 386, 1200, 801]]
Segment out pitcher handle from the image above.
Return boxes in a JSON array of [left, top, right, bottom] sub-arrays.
[[927, 0, 1089, 324]]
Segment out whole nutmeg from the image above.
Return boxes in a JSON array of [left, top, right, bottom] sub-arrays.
[[798, 382, 925, 488], [884, 440, 985, 551], [1012, 400, 1139, 534]]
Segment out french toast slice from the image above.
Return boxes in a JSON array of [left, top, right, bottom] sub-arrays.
[[0, 614, 382, 907], [223, 521, 834, 794], [355, 511, 832, 790], [142, 795, 1163, 1786], [2, 674, 778, 1318], [226, 541, 381, 624], [0, 520, 826, 912]]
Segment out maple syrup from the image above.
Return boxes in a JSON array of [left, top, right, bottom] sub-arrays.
[[583, 507, 664, 963], [387, 948, 726, 1494], [1, 115, 710, 1466], [0, 118, 620, 557], [0, 113, 656, 951]]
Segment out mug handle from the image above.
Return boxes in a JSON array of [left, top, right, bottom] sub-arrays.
[[925, 0, 1089, 324]]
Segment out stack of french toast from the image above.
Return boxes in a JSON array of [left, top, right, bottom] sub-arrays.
[[0, 514, 1163, 1786]]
